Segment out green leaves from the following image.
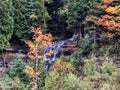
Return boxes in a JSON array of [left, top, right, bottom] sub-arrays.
[[0, 0, 14, 49], [9, 57, 25, 78], [101, 61, 116, 75], [67, 0, 88, 29], [0, 0, 50, 49], [9, 56, 31, 84]]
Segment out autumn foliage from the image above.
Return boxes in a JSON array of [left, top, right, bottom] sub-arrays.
[[87, 0, 120, 35], [51, 59, 75, 74], [98, 15, 120, 34], [25, 27, 53, 89], [101, 0, 116, 5], [26, 27, 53, 60], [99, 0, 120, 34]]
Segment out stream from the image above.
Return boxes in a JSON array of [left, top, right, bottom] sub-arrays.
[[43, 34, 78, 71]]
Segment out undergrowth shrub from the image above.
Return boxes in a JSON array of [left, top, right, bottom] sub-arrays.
[[0, 73, 31, 90], [84, 61, 97, 76], [101, 73, 115, 84], [70, 51, 84, 71], [101, 61, 116, 75], [45, 71, 61, 90], [0, 73, 13, 90], [116, 72, 120, 84], [63, 73, 77, 90], [9, 56, 31, 85], [9, 56, 25, 78], [63, 73, 93, 90], [99, 83, 116, 90], [78, 81, 93, 90], [78, 35, 92, 54], [100, 46, 110, 56], [100, 32, 120, 56], [45, 59, 76, 90], [70, 35, 93, 72], [18, 72, 31, 84], [52, 59, 75, 74], [108, 44, 120, 56]]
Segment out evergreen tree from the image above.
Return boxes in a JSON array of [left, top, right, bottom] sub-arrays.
[[84, 0, 103, 43], [45, 0, 64, 14], [66, 0, 88, 37], [25, 0, 49, 30], [13, 0, 27, 39], [0, 0, 14, 49], [45, 0, 72, 40], [13, 0, 49, 40]]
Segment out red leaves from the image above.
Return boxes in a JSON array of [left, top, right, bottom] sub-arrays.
[[86, 18, 98, 24], [98, 15, 120, 34], [101, 0, 116, 5]]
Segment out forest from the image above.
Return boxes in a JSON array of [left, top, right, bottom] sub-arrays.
[[0, 0, 120, 90]]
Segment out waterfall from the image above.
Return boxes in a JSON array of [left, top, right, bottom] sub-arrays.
[[43, 34, 78, 71]]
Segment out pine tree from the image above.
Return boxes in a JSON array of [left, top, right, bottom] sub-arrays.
[[13, 0, 49, 40], [0, 0, 14, 49], [13, 0, 27, 39], [25, 0, 49, 33], [66, 0, 88, 37], [45, 0, 64, 14]]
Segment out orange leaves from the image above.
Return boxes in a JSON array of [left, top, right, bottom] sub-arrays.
[[44, 49, 54, 58], [98, 15, 112, 23], [86, 18, 98, 24], [105, 32, 114, 39], [25, 27, 53, 89], [25, 41, 35, 50], [31, 27, 52, 47], [100, 5, 108, 9], [25, 65, 37, 78], [98, 15, 120, 33], [26, 27, 53, 60], [98, 0, 120, 35], [100, 0, 120, 14], [25, 65, 41, 90], [101, 0, 115, 5]]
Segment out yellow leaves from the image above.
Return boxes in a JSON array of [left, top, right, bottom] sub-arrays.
[[51, 59, 75, 73], [29, 14, 38, 19], [106, 5, 120, 14], [115, 16, 120, 21], [105, 32, 114, 39]]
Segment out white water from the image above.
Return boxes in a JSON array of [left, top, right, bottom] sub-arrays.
[[43, 34, 78, 71]]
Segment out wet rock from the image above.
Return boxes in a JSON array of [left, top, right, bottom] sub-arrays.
[[60, 40, 79, 56]]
